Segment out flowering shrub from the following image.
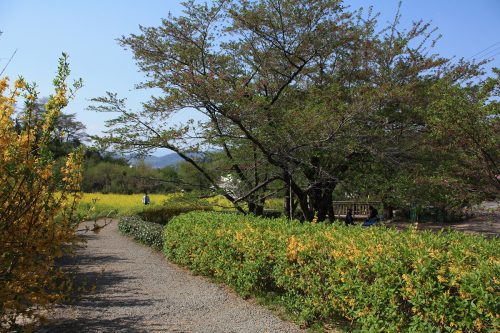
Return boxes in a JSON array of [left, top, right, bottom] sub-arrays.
[[118, 216, 164, 249], [0, 54, 83, 328], [164, 211, 499, 332], [137, 205, 212, 225]]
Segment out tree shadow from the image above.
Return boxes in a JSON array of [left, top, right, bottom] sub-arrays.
[[37, 315, 150, 333], [37, 250, 159, 332]]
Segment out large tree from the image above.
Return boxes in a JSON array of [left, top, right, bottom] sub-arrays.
[[92, 0, 492, 221], [14, 96, 88, 158]]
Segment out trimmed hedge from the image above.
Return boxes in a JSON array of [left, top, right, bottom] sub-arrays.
[[137, 205, 212, 225], [164, 211, 500, 332], [118, 216, 164, 249]]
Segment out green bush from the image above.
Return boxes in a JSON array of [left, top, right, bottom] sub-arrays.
[[137, 205, 212, 225], [118, 216, 164, 249], [164, 211, 500, 332]]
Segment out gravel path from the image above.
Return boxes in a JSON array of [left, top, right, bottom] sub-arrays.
[[37, 220, 301, 333]]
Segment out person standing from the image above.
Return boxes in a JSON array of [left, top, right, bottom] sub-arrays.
[[142, 192, 150, 205]]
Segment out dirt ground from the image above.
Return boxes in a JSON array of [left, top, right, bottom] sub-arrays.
[[384, 202, 500, 237], [385, 215, 499, 237], [36, 220, 301, 333]]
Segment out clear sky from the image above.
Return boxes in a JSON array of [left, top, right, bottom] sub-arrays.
[[1, 0, 499, 149]]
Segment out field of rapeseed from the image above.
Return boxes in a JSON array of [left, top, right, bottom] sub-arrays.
[[77, 192, 284, 220], [76, 192, 179, 219]]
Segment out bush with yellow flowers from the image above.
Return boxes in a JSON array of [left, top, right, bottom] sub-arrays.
[[164, 211, 499, 332], [0, 54, 83, 329]]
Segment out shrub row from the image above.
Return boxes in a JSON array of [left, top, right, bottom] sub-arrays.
[[137, 205, 212, 225], [163, 211, 499, 332], [118, 216, 164, 249]]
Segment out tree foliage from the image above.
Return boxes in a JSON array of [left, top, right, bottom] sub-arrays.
[[15, 97, 88, 158], [82, 158, 182, 194], [92, 0, 497, 220], [0, 54, 83, 328]]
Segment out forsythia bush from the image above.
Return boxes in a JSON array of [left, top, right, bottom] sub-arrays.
[[118, 216, 164, 249], [137, 205, 212, 225], [0, 55, 83, 328], [164, 212, 499, 332]]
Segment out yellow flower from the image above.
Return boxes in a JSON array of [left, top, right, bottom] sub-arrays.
[[474, 318, 483, 331], [330, 249, 342, 259], [14, 78, 25, 89], [286, 235, 304, 262], [437, 275, 448, 283], [0, 55, 84, 323]]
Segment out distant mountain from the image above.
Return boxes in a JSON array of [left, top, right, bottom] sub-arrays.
[[127, 152, 206, 169], [127, 153, 183, 168]]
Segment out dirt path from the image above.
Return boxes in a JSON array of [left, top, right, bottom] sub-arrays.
[[386, 218, 499, 237], [384, 211, 499, 237], [37, 221, 300, 333]]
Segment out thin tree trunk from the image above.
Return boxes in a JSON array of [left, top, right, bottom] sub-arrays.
[[248, 201, 256, 214], [284, 173, 292, 219], [328, 201, 335, 223], [383, 204, 394, 219]]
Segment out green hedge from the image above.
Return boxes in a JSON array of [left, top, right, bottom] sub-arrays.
[[163, 211, 499, 332], [118, 216, 164, 249], [137, 205, 212, 225]]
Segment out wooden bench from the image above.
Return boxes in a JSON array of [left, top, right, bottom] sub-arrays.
[[332, 201, 381, 218]]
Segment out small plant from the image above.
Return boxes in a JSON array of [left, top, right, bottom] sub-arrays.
[[118, 216, 164, 249]]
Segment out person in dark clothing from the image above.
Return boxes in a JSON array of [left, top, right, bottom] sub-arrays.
[[362, 205, 379, 227], [142, 192, 150, 205], [345, 208, 355, 226]]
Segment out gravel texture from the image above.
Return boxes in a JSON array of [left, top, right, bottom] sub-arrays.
[[37, 220, 301, 333]]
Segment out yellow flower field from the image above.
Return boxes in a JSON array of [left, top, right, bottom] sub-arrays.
[[77, 192, 284, 219], [77, 192, 180, 219]]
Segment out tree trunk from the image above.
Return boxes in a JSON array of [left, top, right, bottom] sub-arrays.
[[284, 173, 294, 219], [248, 201, 256, 214], [306, 184, 334, 222], [328, 202, 335, 223], [296, 191, 313, 221], [248, 195, 265, 216], [383, 204, 393, 219], [284, 182, 292, 219], [255, 203, 264, 216]]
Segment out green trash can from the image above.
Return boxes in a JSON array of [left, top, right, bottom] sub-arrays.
[[409, 206, 418, 222]]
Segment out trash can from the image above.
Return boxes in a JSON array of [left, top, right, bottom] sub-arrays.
[[409, 206, 418, 222]]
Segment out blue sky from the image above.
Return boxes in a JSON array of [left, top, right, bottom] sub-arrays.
[[1, 0, 499, 146]]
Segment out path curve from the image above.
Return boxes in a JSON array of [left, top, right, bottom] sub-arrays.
[[37, 220, 301, 333]]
